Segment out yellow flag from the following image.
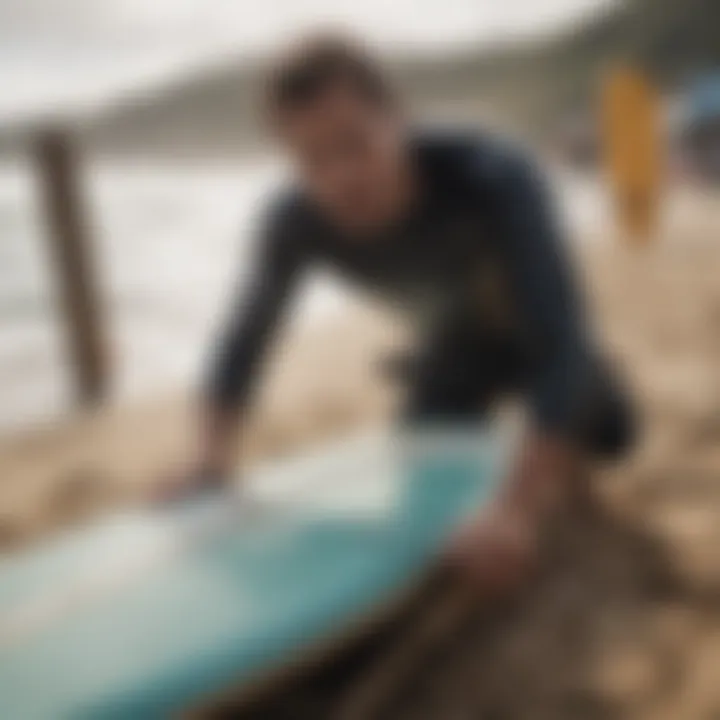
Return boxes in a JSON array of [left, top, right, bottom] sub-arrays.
[[601, 67, 663, 244]]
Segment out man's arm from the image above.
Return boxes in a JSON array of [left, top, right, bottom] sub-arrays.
[[486, 148, 591, 439], [448, 145, 594, 590], [196, 203, 308, 483], [484, 146, 592, 488]]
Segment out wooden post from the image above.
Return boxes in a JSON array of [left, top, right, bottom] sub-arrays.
[[34, 129, 108, 406]]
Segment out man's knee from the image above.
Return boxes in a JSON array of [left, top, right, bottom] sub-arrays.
[[576, 363, 637, 459]]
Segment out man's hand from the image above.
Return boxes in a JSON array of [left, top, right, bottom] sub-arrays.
[[446, 496, 537, 596], [152, 406, 240, 504], [152, 463, 230, 504], [445, 435, 577, 596]]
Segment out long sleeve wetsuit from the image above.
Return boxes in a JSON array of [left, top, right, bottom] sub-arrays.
[[206, 131, 633, 453]]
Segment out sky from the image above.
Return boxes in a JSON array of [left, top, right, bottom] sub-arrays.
[[0, 0, 614, 120]]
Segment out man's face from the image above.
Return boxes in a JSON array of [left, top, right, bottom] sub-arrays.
[[276, 85, 408, 233]]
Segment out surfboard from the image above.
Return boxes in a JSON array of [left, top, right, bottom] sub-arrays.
[[0, 429, 507, 719], [601, 66, 663, 243]]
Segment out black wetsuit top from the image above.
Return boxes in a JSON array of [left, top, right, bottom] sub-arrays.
[[206, 131, 594, 436]]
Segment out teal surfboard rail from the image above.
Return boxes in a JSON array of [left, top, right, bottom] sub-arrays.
[[0, 430, 507, 719]]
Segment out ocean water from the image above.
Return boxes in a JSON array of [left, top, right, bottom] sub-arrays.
[[0, 159, 348, 433]]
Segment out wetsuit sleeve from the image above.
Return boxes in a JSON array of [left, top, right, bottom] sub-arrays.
[[480, 146, 593, 436], [205, 204, 307, 412]]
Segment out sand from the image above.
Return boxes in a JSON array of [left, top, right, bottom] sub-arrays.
[[1, 192, 719, 718]]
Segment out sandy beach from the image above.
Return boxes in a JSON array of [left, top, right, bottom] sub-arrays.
[[1, 189, 719, 718]]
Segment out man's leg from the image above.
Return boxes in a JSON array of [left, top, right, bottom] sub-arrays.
[[401, 320, 522, 426], [571, 358, 637, 460], [403, 328, 636, 460]]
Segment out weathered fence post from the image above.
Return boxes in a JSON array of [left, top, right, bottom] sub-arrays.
[[34, 129, 108, 406]]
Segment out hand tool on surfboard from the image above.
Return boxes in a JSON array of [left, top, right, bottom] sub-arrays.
[[601, 66, 664, 244]]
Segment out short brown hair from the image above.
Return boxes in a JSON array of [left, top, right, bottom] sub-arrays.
[[264, 34, 395, 119]]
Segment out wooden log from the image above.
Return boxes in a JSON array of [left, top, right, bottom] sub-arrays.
[[34, 129, 108, 406]]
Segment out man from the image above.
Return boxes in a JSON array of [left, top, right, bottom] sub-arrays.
[[174, 36, 634, 591]]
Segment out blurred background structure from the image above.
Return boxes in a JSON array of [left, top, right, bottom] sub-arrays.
[[1, 0, 720, 431], [1, 0, 720, 717]]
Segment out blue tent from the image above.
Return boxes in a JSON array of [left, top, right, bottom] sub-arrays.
[[681, 73, 720, 130]]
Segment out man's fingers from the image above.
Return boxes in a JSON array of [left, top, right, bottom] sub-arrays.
[[149, 466, 225, 506], [443, 510, 537, 596]]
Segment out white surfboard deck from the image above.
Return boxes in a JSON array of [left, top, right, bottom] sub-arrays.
[[0, 429, 508, 719]]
